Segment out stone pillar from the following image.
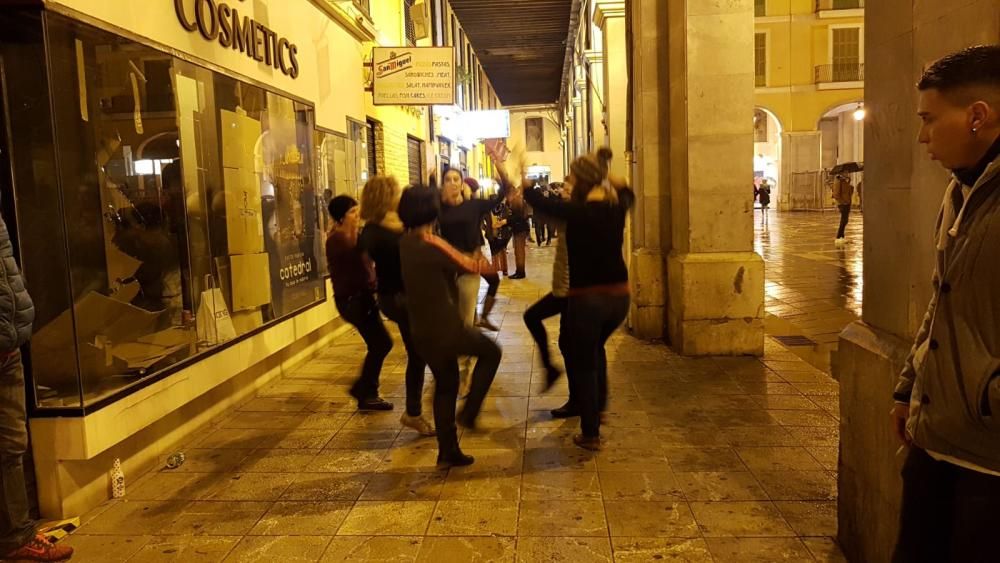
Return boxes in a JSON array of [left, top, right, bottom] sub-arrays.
[[836, 2, 999, 562], [595, 1, 627, 178], [584, 50, 607, 150], [664, 0, 763, 354]]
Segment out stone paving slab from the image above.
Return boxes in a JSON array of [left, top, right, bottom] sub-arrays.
[[65, 242, 846, 562]]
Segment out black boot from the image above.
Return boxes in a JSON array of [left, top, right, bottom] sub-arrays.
[[437, 449, 475, 469], [550, 401, 578, 419]]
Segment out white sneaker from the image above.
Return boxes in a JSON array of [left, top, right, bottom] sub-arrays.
[[835, 238, 846, 247], [401, 413, 436, 436]]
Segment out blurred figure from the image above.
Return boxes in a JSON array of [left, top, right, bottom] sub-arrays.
[[398, 185, 502, 468], [358, 176, 434, 435], [326, 195, 393, 411], [525, 148, 634, 451], [507, 186, 531, 279]]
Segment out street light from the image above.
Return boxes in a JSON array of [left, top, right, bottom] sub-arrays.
[[853, 104, 866, 121]]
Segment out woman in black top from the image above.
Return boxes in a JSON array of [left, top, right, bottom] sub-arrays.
[[438, 163, 509, 331], [523, 148, 633, 451], [357, 176, 434, 437]]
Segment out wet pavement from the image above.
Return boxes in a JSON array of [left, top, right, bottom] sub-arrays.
[[64, 238, 846, 562], [755, 209, 863, 374]]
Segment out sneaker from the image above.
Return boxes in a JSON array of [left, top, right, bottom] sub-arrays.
[[358, 397, 394, 411], [834, 238, 846, 247], [550, 402, 578, 419], [2, 534, 73, 562], [436, 451, 475, 470], [572, 433, 603, 451], [401, 413, 435, 436]]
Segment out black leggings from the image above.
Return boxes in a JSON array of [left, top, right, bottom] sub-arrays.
[[523, 293, 567, 371], [482, 272, 500, 297], [837, 204, 851, 239], [335, 294, 392, 401], [377, 292, 426, 417], [417, 328, 502, 456]]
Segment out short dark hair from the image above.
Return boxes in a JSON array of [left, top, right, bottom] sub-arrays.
[[327, 195, 357, 223], [398, 185, 440, 229], [918, 46, 1000, 98]]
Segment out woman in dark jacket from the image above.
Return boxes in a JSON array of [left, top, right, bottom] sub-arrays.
[[358, 176, 434, 436], [523, 148, 633, 451], [398, 184, 502, 468]]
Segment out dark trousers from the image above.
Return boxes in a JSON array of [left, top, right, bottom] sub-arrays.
[[561, 294, 629, 437], [377, 293, 426, 416], [418, 329, 502, 456], [836, 204, 851, 239], [0, 351, 33, 551], [534, 220, 549, 246], [523, 293, 567, 372], [482, 272, 500, 297], [893, 447, 1000, 563], [335, 294, 392, 401]]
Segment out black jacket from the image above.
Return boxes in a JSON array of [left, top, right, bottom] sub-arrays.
[[0, 216, 33, 354]]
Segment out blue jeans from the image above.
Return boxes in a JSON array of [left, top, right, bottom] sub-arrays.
[[561, 294, 630, 438], [0, 351, 33, 551]]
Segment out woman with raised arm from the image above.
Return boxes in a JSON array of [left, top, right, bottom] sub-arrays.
[[397, 184, 503, 468], [357, 176, 435, 436], [523, 148, 634, 451]]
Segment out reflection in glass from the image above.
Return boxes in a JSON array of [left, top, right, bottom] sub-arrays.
[[12, 13, 326, 409]]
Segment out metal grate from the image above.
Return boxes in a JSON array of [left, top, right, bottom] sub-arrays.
[[773, 335, 818, 347]]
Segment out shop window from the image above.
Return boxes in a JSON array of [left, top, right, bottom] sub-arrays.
[[525, 117, 544, 152], [6, 13, 326, 410]]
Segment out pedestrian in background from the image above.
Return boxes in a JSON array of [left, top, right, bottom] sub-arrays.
[[358, 177, 434, 436], [507, 186, 531, 279], [398, 184, 503, 468], [890, 45, 1000, 563], [757, 179, 772, 227], [832, 173, 854, 246], [326, 195, 393, 411], [525, 148, 634, 451]]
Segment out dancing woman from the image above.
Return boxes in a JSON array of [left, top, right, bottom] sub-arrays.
[[523, 149, 634, 450], [357, 176, 435, 436], [326, 195, 393, 411], [398, 184, 503, 468]]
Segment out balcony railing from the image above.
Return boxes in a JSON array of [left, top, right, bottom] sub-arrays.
[[816, 0, 865, 11], [815, 63, 865, 84]]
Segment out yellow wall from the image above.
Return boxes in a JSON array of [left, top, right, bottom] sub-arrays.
[[755, 3, 864, 132]]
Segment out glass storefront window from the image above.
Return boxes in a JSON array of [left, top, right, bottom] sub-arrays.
[[2, 12, 327, 410]]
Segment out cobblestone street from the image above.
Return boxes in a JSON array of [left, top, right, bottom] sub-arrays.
[[756, 209, 863, 373], [64, 239, 846, 562]]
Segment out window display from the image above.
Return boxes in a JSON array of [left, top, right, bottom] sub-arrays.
[[1, 12, 327, 411]]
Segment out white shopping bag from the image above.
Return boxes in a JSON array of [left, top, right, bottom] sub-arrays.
[[196, 276, 237, 346]]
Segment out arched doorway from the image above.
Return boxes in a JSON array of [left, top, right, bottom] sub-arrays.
[[754, 107, 783, 207]]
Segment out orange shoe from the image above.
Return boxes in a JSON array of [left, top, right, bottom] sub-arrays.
[[2, 534, 74, 562]]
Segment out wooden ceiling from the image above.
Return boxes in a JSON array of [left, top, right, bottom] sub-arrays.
[[449, 0, 575, 106]]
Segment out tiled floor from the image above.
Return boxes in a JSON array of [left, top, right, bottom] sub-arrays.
[[756, 208, 863, 373], [65, 238, 846, 562]]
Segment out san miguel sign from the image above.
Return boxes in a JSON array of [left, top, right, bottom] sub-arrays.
[[174, 0, 300, 79], [372, 47, 455, 106]]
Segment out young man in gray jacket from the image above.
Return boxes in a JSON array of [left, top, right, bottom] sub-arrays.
[[891, 45, 1000, 562], [0, 215, 73, 561]]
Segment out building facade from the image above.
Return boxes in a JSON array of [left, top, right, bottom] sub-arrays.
[[0, 0, 501, 518], [754, 0, 865, 210]]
